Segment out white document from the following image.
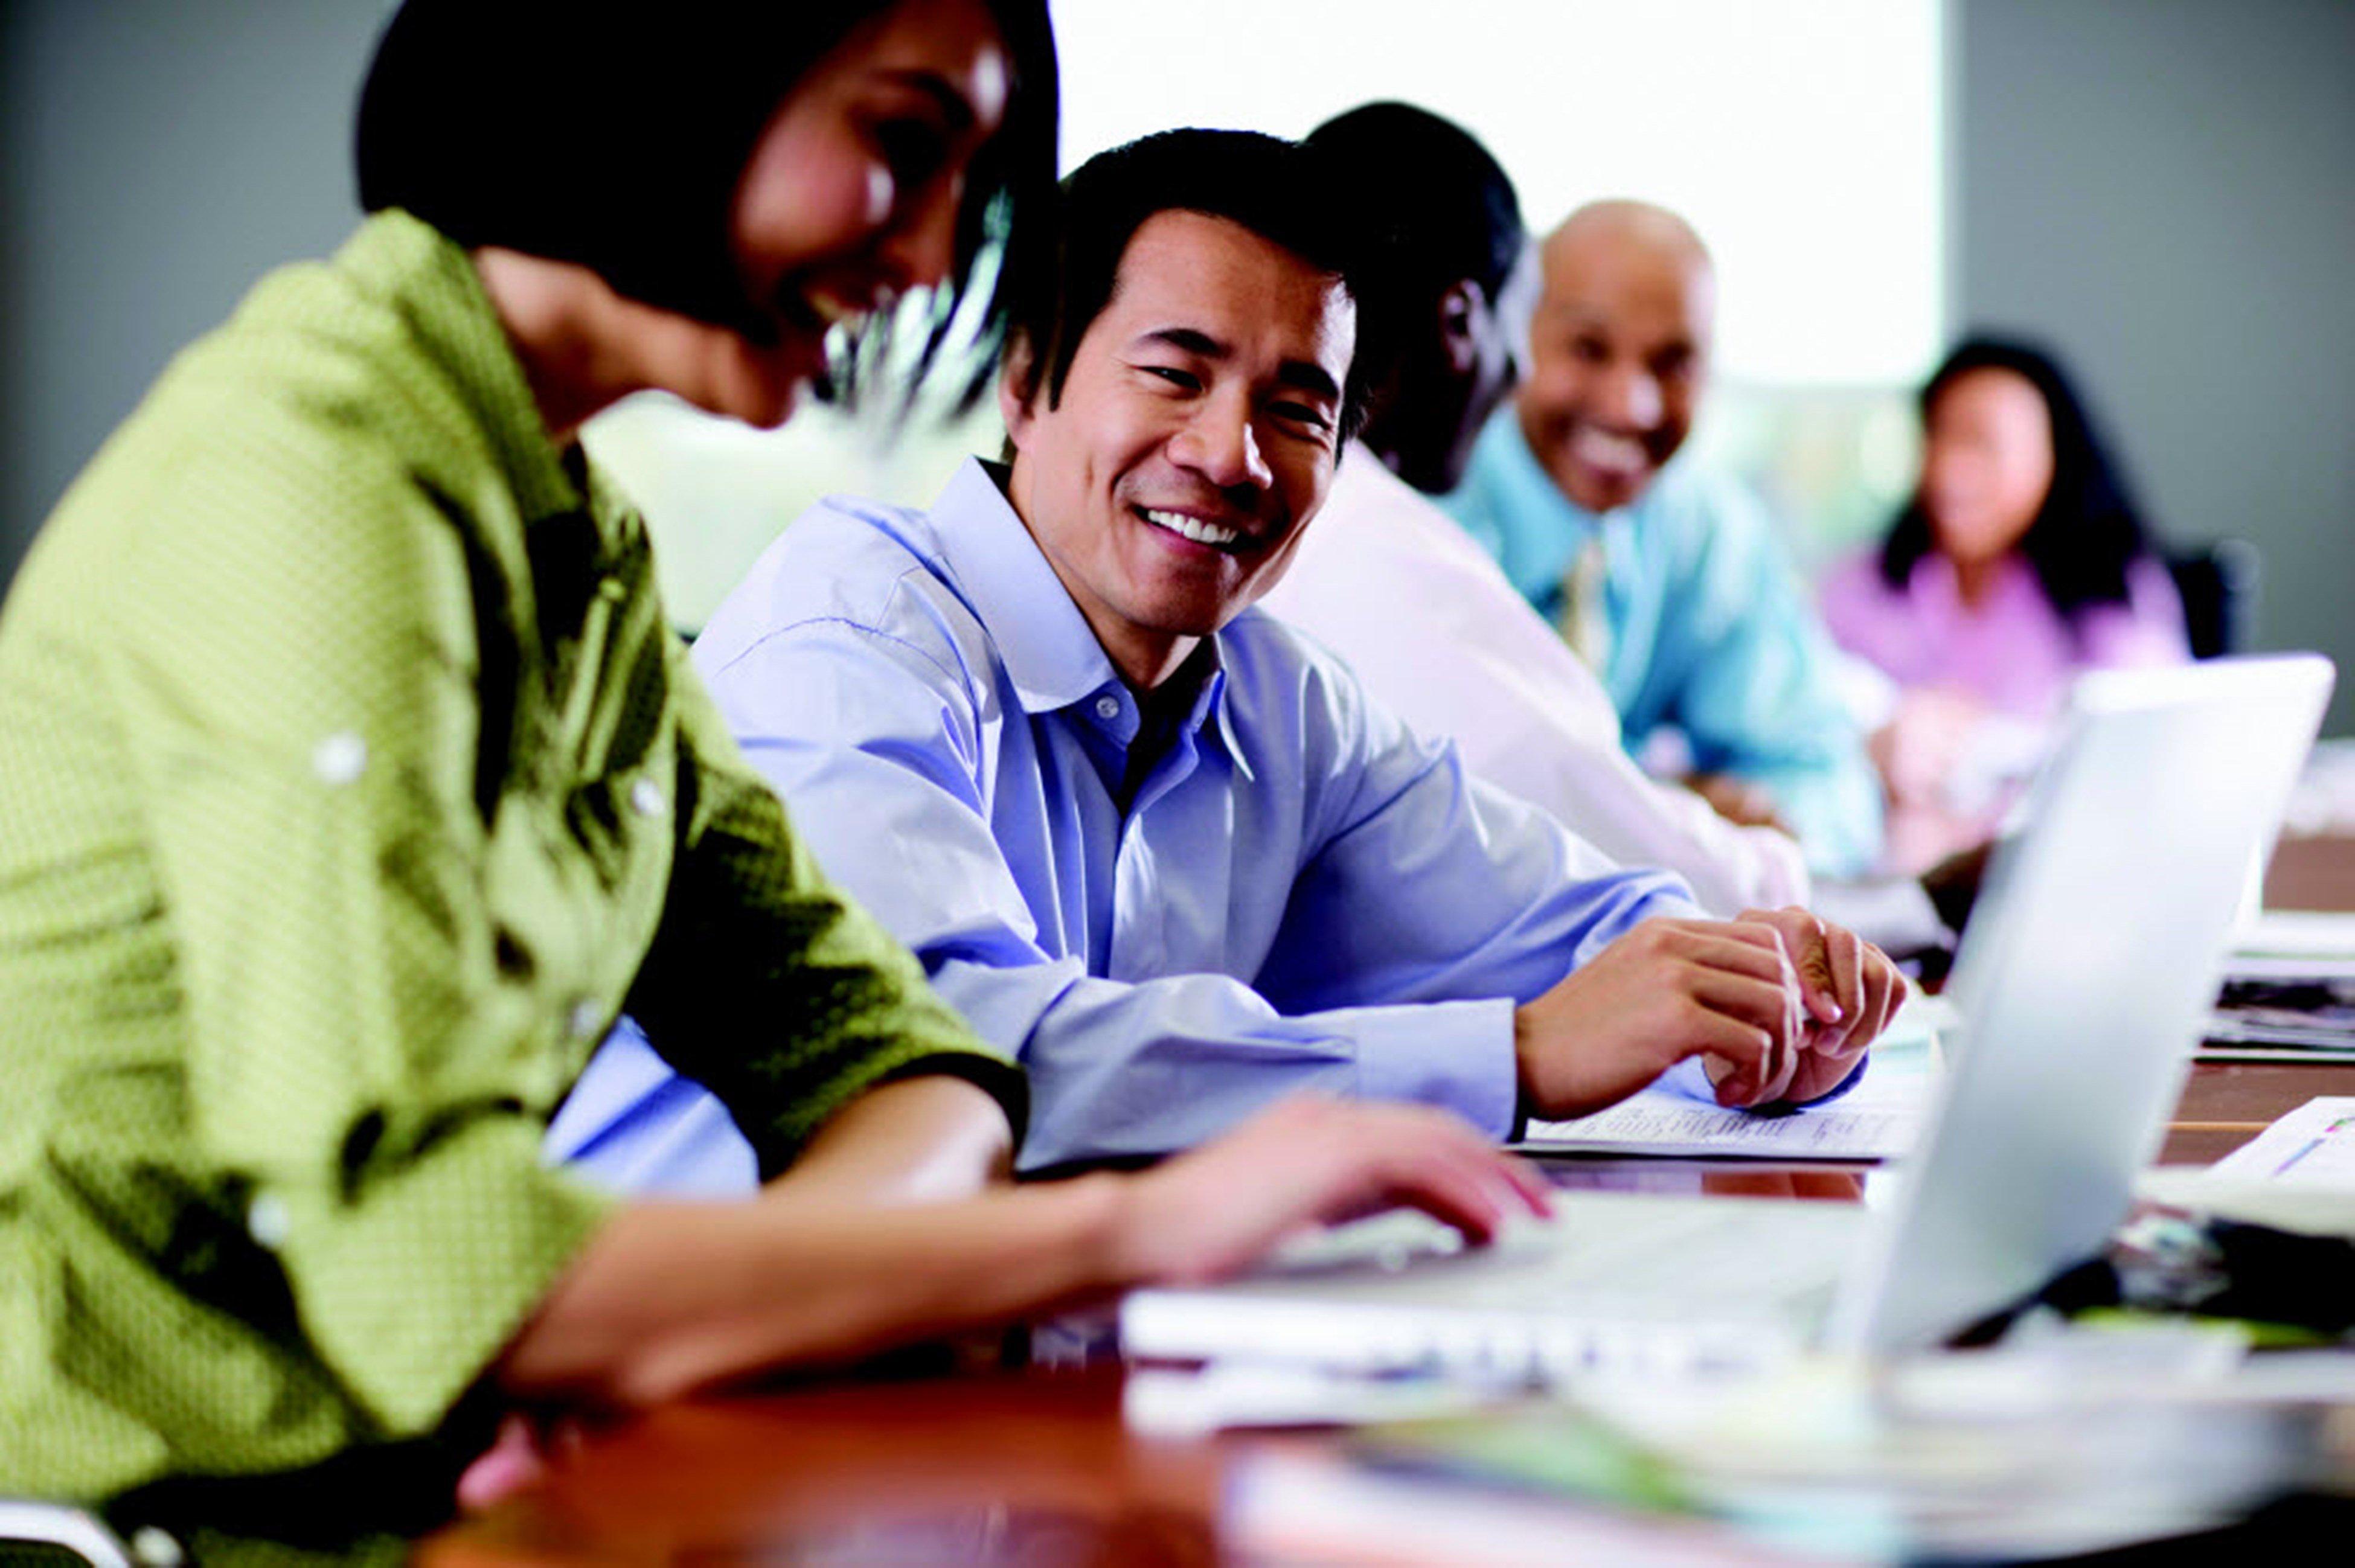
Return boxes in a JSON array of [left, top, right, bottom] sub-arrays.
[[1517, 999, 1943, 1161], [2138, 1096, 2355, 1237], [2206, 1096, 2355, 1185]]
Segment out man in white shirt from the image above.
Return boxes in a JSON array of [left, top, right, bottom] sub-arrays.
[[1258, 103, 1809, 914]]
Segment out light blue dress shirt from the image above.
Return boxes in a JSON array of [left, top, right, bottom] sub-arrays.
[[1446, 415, 1883, 876], [548, 458, 1703, 1185]]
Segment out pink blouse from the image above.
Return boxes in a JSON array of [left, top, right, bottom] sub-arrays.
[[1819, 549, 2191, 718]]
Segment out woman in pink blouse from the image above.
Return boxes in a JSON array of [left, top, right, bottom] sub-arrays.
[[1821, 338, 2190, 872]]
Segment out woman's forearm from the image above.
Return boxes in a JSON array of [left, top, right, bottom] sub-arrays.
[[495, 1096, 1553, 1412], [777, 1074, 1014, 1206], [496, 1173, 1127, 1407]]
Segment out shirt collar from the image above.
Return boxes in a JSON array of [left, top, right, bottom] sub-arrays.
[[1173, 636, 1251, 777], [927, 458, 1131, 715], [1911, 548, 2033, 607], [926, 458, 1245, 767], [1204, 653, 1251, 779], [1333, 438, 1415, 511]]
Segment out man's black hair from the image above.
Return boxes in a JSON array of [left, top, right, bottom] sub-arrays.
[[355, 0, 1060, 412], [1880, 335, 2165, 620], [1305, 101, 1524, 305], [1296, 103, 1524, 489], [1005, 127, 1373, 443]]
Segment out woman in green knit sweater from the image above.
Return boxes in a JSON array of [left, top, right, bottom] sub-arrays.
[[0, 0, 1545, 1551]]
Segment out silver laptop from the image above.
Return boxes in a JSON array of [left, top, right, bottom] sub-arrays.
[[1121, 655, 2334, 1375]]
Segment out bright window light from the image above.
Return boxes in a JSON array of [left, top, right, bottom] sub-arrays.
[[1051, 0, 1944, 386], [592, 0, 1947, 623]]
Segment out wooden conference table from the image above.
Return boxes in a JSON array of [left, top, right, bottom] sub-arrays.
[[420, 836, 2355, 1567]]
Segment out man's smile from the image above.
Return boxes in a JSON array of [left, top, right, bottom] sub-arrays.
[[1136, 504, 1257, 554], [1567, 424, 1655, 477]]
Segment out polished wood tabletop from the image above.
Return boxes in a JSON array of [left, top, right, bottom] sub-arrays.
[[421, 833, 2355, 1565], [418, 1369, 1216, 1568], [2265, 831, 2355, 912]]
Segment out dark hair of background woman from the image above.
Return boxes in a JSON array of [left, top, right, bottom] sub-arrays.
[[354, 0, 1059, 412], [1879, 335, 2163, 619]]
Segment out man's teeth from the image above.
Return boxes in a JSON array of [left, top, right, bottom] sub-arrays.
[[1142, 508, 1243, 547], [806, 286, 899, 331], [805, 294, 867, 330], [1571, 428, 1649, 470]]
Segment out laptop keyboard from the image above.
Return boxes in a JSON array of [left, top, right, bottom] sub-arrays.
[[1125, 1194, 1870, 1380]]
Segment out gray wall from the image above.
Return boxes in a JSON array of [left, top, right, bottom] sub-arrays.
[[1954, 0, 2355, 734], [0, 0, 392, 577]]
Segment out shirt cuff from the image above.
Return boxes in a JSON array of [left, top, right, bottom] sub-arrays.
[[277, 1113, 615, 1438], [1347, 996, 1520, 1140], [1656, 1051, 1869, 1112], [1789, 1051, 1869, 1109]]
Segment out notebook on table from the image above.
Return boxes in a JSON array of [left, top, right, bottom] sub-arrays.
[[1122, 656, 2335, 1375]]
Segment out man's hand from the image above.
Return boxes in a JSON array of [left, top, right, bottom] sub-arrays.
[[1514, 910, 1903, 1118], [1514, 917, 1811, 1115], [1731, 906, 1903, 1102], [1870, 686, 1987, 805], [1685, 772, 1790, 833], [1106, 1098, 1553, 1287]]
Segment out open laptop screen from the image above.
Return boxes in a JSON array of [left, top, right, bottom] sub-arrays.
[[1835, 654, 2333, 1351]]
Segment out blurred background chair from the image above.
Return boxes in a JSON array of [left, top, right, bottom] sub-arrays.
[[2168, 539, 2263, 659]]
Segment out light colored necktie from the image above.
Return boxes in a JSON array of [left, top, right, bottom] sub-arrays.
[[1554, 533, 1611, 673]]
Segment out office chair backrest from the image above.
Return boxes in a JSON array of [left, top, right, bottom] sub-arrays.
[[2166, 539, 2262, 659]]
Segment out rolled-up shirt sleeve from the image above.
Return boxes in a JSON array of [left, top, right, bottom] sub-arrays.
[[725, 622, 1534, 1164], [109, 427, 612, 1440], [621, 644, 1025, 1180], [716, 618, 1697, 1169]]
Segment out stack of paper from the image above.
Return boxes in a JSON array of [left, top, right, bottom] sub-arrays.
[[2203, 911, 2355, 1060]]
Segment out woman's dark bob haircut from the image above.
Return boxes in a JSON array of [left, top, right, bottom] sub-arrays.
[[356, 0, 1059, 412], [1880, 334, 2163, 619]]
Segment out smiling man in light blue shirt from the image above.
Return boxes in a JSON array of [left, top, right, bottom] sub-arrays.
[[1447, 201, 1882, 876], [551, 132, 1900, 1186]]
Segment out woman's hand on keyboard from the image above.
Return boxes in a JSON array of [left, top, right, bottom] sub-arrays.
[[1107, 1096, 1552, 1286]]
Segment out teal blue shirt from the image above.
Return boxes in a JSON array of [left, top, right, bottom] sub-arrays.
[[1446, 414, 1882, 876]]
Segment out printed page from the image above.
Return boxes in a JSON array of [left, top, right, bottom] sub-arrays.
[[2138, 1095, 2355, 1235], [1518, 1002, 1941, 1161], [2206, 1096, 2355, 1185]]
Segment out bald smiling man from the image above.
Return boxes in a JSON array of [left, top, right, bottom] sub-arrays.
[[1446, 201, 1884, 877]]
